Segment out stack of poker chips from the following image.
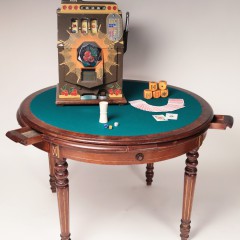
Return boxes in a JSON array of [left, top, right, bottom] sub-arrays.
[[144, 81, 169, 99]]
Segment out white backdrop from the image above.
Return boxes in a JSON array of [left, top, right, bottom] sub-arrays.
[[1, 1, 239, 240]]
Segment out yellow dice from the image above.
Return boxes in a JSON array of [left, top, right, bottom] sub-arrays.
[[159, 81, 167, 90], [161, 89, 169, 98], [144, 89, 153, 99], [153, 90, 161, 98], [149, 82, 158, 91]]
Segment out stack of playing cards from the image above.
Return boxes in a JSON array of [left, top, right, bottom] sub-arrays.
[[129, 98, 185, 112]]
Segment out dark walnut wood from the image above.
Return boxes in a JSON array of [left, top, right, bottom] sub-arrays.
[[209, 115, 234, 130], [5, 80, 234, 240], [52, 144, 71, 240], [146, 163, 154, 186], [180, 149, 199, 240], [6, 127, 42, 146], [48, 153, 56, 193]]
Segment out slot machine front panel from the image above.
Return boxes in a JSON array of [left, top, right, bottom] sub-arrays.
[[56, 0, 128, 105]]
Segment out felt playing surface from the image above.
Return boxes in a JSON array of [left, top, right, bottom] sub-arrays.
[[30, 80, 202, 137]]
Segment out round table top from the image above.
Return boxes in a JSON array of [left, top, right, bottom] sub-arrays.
[[18, 80, 213, 145]]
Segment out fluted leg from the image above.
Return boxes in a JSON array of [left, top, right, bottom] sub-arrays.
[[52, 144, 71, 240], [146, 163, 154, 186], [48, 153, 56, 193], [180, 149, 199, 240]]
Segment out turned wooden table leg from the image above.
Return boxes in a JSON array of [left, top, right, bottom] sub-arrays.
[[52, 145, 71, 240], [146, 163, 154, 186], [180, 149, 199, 240], [48, 153, 56, 193]]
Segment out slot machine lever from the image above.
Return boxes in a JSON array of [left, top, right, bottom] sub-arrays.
[[125, 12, 130, 32], [123, 12, 130, 53]]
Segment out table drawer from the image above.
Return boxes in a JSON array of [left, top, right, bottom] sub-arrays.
[[6, 127, 43, 146]]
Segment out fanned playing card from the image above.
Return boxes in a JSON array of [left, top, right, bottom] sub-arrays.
[[129, 99, 185, 112]]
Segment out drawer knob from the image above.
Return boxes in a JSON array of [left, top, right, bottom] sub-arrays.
[[136, 153, 144, 161]]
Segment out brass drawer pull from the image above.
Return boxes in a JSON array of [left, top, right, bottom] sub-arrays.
[[136, 153, 144, 161]]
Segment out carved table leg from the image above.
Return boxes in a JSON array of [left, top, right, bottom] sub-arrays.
[[146, 163, 154, 186], [48, 153, 56, 193], [180, 149, 199, 240], [53, 145, 71, 240]]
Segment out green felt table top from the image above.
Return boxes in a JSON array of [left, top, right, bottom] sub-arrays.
[[30, 80, 202, 137]]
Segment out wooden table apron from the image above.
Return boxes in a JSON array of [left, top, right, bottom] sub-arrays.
[[9, 79, 233, 240]]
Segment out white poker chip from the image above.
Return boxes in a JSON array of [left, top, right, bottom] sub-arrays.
[[114, 122, 119, 127]]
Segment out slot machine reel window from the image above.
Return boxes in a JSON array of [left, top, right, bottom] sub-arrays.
[[71, 18, 79, 33], [91, 19, 98, 34]]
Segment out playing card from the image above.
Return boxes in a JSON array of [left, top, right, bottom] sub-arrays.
[[168, 98, 185, 106], [152, 115, 168, 121], [166, 113, 178, 120], [129, 99, 185, 113]]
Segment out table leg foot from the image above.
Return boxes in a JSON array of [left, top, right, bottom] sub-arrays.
[[60, 234, 71, 240], [180, 149, 199, 240], [180, 220, 191, 240], [48, 153, 56, 193], [52, 144, 71, 240], [146, 163, 154, 186]]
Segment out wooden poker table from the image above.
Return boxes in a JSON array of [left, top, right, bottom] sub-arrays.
[[6, 79, 233, 240]]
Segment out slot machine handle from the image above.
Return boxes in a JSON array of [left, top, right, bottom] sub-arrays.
[[123, 12, 130, 53], [125, 12, 130, 32]]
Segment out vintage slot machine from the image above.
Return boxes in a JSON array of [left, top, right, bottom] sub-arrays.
[[56, 0, 129, 105]]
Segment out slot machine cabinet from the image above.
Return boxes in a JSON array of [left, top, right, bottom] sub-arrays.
[[56, 0, 129, 105]]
